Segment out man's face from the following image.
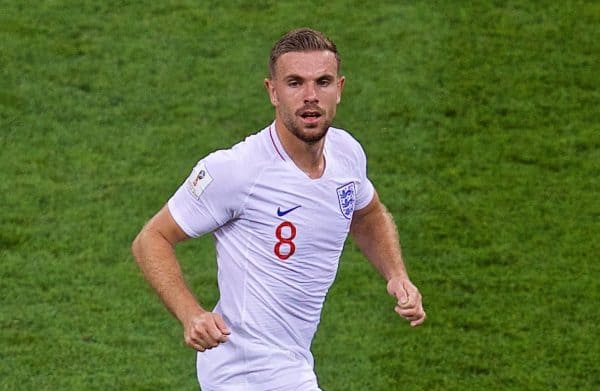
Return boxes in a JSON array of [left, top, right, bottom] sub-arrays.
[[265, 50, 345, 144]]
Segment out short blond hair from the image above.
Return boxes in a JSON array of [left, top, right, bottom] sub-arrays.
[[268, 28, 341, 78]]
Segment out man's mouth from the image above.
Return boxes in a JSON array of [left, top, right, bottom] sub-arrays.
[[300, 111, 322, 127], [298, 107, 324, 122], [301, 111, 321, 118]]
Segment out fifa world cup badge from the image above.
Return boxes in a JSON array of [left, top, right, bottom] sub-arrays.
[[188, 162, 213, 199]]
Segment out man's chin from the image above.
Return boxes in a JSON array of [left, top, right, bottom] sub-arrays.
[[283, 117, 330, 144], [297, 127, 328, 144]]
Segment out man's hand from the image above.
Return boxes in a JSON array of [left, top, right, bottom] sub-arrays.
[[387, 277, 426, 327], [183, 310, 231, 352]]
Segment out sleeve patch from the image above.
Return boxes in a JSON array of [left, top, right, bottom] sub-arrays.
[[187, 162, 213, 199]]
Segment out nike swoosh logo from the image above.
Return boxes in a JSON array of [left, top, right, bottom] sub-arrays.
[[277, 205, 302, 217]]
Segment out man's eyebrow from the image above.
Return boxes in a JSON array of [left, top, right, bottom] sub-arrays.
[[317, 74, 335, 81], [283, 74, 303, 81], [283, 73, 336, 81]]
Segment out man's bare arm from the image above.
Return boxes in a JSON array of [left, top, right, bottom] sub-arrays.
[[350, 192, 426, 327], [131, 206, 230, 350]]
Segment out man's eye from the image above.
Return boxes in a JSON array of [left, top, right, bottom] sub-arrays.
[[288, 81, 299, 87], [318, 79, 331, 87]]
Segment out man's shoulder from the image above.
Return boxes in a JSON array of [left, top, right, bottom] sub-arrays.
[[182, 127, 274, 199], [205, 127, 274, 169], [327, 126, 366, 156]]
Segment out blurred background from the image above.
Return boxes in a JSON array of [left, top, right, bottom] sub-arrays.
[[1, 1, 598, 389]]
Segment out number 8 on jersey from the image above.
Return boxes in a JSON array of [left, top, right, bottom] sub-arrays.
[[274, 221, 296, 260]]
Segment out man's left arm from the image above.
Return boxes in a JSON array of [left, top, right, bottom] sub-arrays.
[[350, 191, 426, 327]]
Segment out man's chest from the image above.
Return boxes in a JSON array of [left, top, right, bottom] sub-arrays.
[[238, 169, 359, 263]]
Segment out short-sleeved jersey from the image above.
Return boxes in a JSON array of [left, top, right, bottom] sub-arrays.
[[168, 123, 375, 390]]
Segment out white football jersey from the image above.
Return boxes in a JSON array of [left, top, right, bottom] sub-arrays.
[[168, 123, 374, 390]]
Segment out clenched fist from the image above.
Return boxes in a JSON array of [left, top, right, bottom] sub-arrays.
[[183, 310, 231, 352]]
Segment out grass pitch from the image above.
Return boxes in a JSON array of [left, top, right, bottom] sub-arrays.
[[1, 1, 598, 390]]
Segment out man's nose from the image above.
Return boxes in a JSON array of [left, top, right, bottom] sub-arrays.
[[303, 82, 318, 103]]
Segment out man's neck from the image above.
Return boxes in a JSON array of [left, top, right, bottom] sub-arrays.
[[275, 122, 326, 179]]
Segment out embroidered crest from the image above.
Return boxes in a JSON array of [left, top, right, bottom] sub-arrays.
[[336, 182, 356, 219], [188, 162, 213, 199]]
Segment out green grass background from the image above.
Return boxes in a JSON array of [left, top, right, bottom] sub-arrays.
[[1, 1, 598, 389]]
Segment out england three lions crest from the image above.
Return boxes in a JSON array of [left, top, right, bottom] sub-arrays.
[[337, 182, 356, 219]]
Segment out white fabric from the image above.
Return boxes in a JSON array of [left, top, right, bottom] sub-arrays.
[[168, 123, 374, 390]]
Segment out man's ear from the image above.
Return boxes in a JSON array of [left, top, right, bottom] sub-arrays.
[[264, 78, 278, 106], [336, 75, 345, 104]]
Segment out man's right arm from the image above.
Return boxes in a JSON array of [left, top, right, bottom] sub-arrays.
[[131, 205, 230, 351]]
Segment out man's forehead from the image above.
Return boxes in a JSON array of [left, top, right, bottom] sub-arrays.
[[275, 50, 339, 77]]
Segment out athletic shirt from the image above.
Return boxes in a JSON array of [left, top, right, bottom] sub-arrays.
[[168, 123, 375, 390]]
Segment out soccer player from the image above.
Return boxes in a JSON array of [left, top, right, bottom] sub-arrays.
[[132, 28, 426, 390]]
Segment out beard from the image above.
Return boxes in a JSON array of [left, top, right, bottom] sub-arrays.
[[281, 108, 333, 144]]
